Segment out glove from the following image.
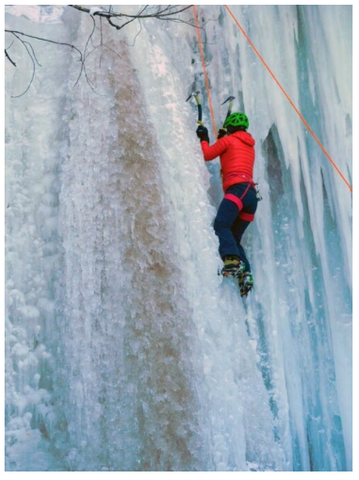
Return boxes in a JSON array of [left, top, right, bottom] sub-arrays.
[[217, 128, 227, 139], [196, 125, 209, 142]]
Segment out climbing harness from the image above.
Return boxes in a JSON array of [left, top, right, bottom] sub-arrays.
[[191, 5, 352, 193], [224, 181, 256, 222]]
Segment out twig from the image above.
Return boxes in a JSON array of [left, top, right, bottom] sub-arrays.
[[123, 19, 143, 48], [5, 29, 86, 89], [5, 49, 16, 67], [10, 32, 36, 98], [5, 29, 84, 70], [69, 4, 193, 21], [5, 5, 201, 97]]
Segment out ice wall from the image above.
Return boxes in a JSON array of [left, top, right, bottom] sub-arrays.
[[5, 5, 352, 472]]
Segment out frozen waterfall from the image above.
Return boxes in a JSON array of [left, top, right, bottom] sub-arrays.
[[5, 4, 352, 471]]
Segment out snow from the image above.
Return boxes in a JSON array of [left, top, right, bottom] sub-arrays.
[[5, 4, 352, 472], [89, 7, 109, 17], [5, 5, 64, 24]]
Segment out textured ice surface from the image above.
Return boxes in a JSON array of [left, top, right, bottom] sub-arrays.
[[5, 5, 352, 471]]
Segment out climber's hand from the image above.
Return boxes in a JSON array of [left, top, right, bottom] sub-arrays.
[[217, 128, 227, 139], [196, 125, 209, 142]]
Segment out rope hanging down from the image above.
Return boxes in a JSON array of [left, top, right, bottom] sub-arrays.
[[192, 5, 217, 139], [224, 5, 352, 193]]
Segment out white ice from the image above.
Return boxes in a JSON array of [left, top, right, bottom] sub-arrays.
[[5, 4, 352, 472]]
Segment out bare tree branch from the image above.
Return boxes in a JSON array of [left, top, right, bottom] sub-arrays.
[[5, 29, 83, 61], [5, 29, 85, 90], [5, 49, 16, 67], [84, 14, 97, 61], [81, 15, 107, 95], [123, 19, 143, 48], [5, 5, 199, 97], [88, 17, 123, 68], [22, 39, 42, 67], [10, 32, 36, 98], [68, 4, 193, 21]]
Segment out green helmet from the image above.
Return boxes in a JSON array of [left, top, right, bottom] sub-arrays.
[[224, 112, 249, 129]]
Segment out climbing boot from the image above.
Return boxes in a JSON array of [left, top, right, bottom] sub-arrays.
[[238, 271, 254, 297], [221, 256, 246, 278]]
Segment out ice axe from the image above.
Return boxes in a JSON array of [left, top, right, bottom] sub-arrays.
[[216, 95, 235, 138], [186, 91, 203, 125], [221, 95, 235, 126]]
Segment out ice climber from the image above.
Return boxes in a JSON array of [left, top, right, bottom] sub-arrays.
[[196, 112, 258, 296]]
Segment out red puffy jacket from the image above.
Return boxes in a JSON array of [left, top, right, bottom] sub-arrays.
[[200, 131, 255, 192]]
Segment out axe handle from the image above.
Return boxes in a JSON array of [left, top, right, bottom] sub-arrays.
[[222, 100, 233, 127], [194, 95, 203, 123], [198, 104, 202, 123]]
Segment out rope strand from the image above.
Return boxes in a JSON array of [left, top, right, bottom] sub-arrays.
[[224, 5, 352, 193], [193, 5, 218, 139]]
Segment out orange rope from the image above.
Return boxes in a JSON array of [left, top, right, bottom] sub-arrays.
[[193, 5, 218, 139], [224, 5, 352, 193]]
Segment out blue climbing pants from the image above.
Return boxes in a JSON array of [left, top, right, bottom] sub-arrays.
[[214, 182, 258, 272]]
